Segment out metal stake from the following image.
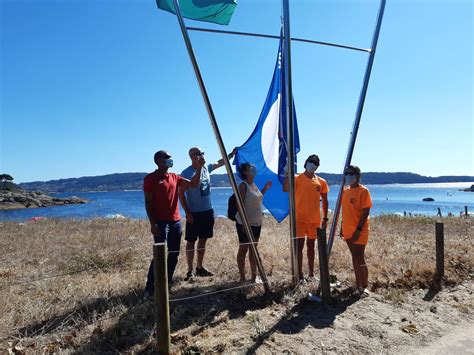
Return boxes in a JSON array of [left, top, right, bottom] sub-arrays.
[[327, 0, 386, 256], [282, 0, 299, 285], [170, 0, 270, 293]]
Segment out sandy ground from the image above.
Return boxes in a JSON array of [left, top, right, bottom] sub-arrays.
[[167, 280, 473, 354]]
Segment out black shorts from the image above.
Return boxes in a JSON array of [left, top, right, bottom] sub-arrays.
[[236, 223, 261, 244], [185, 209, 215, 242]]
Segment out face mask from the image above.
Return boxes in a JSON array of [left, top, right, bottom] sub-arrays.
[[346, 174, 357, 185], [306, 162, 317, 173], [248, 166, 257, 177], [164, 158, 174, 168]]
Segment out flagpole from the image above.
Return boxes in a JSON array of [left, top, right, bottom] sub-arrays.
[[170, 0, 270, 293], [282, 0, 299, 285], [327, 0, 386, 256]]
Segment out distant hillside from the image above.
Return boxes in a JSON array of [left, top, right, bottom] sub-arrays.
[[19, 172, 474, 193]]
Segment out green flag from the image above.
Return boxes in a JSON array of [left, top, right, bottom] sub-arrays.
[[156, 0, 237, 25]]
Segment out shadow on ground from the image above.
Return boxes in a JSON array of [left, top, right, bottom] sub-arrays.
[[246, 287, 360, 354]]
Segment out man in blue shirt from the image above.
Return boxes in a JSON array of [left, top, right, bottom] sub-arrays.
[[179, 146, 237, 280]]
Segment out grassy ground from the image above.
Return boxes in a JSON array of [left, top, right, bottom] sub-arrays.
[[0, 215, 472, 353]]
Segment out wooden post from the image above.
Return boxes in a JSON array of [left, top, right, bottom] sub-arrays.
[[465, 206, 468, 219], [435, 222, 444, 280], [154, 243, 170, 354], [317, 229, 332, 303]]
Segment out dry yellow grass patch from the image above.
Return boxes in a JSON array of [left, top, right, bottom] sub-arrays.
[[0, 215, 472, 353]]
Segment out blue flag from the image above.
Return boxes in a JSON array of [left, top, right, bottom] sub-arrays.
[[234, 33, 300, 222]]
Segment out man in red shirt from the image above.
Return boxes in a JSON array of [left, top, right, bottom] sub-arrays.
[[144, 150, 203, 296]]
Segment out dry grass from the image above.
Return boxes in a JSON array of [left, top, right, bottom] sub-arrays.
[[0, 215, 472, 353]]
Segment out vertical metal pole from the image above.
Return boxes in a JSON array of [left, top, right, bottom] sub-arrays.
[[170, 0, 270, 293], [282, 0, 299, 285], [327, 0, 386, 256], [154, 243, 170, 354]]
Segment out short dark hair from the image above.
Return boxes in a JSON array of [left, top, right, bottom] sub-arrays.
[[238, 162, 252, 180], [304, 154, 320, 169], [154, 150, 171, 165], [345, 165, 361, 177]]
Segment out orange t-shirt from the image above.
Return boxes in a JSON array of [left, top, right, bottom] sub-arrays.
[[341, 185, 372, 238], [295, 174, 329, 225]]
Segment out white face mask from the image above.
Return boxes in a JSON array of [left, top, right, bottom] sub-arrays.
[[346, 174, 357, 185], [306, 162, 317, 173], [164, 158, 174, 168]]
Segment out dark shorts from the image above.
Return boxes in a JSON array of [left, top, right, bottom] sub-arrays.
[[185, 209, 215, 242], [236, 223, 262, 244]]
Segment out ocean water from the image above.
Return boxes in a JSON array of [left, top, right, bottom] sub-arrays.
[[1, 182, 473, 222]]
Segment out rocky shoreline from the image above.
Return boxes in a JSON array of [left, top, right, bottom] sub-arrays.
[[0, 190, 87, 210]]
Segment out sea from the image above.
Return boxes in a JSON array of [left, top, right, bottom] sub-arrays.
[[1, 182, 473, 222]]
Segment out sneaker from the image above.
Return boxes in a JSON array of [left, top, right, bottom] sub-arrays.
[[184, 271, 196, 282], [358, 288, 370, 298], [308, 292, 322, 302], [195, 267, 214, 277]]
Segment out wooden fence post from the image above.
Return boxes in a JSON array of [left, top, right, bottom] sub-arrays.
[[154, 242, 170, 354], [317, 228, 332, 303], [435, 222, 444, 280]]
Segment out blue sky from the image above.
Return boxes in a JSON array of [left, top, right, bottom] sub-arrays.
[[1, 0, 472, 183]]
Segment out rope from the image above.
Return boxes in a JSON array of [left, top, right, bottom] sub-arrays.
[[169, 280, 268, 303]]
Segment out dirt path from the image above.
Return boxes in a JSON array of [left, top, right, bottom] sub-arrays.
[[411, 323, 474, 355]]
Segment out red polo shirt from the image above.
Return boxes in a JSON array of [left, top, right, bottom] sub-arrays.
[[143, 170, 184, 222]]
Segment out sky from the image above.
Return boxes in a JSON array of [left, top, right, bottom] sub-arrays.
[[1, 0, 472, 183]]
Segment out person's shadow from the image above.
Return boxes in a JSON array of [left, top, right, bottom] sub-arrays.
[[245, 287, 360, 354], [14, 281, 294, 353]]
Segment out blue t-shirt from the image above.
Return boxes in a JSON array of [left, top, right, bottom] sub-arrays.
[[181, 164, 214, 212]]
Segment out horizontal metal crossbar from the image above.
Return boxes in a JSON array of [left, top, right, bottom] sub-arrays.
[[186, 26, 371, 53]]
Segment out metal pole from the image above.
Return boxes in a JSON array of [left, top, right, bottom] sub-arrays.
[[186, 27, 371, 53], [154, 243, 170, 354], [327, 0, 386, 256], [170, 0, 270, 293], [282, 0, 299, 285]]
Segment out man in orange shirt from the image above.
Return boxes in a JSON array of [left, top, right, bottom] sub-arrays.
[[340, 165, 372, 297], [284, 154, 329, 281]]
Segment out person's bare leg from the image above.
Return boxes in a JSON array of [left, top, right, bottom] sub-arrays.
[[237, 245, 249, 281], [186, 240, 195, 273], [196, 238, 207, 269], [249, 243, 258, 282], [346, 240, 360, 288], [307, 238, 316, 277], [297, 238, 305, 279], [354, 244, 368, 288]]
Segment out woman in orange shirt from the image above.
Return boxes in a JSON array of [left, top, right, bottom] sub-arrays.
[[340, 165, 372, 297]]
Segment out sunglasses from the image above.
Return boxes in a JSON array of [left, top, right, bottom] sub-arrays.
[[191, 152, 205, 157]]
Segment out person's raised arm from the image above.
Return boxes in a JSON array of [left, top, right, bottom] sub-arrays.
[[261, 180, 272, 195], [211, 147, 237, 171], [283, 176, 290, 192], [180, 160, 204, 189]]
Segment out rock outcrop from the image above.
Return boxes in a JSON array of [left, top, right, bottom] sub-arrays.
[[0, 189, 87, 210]]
